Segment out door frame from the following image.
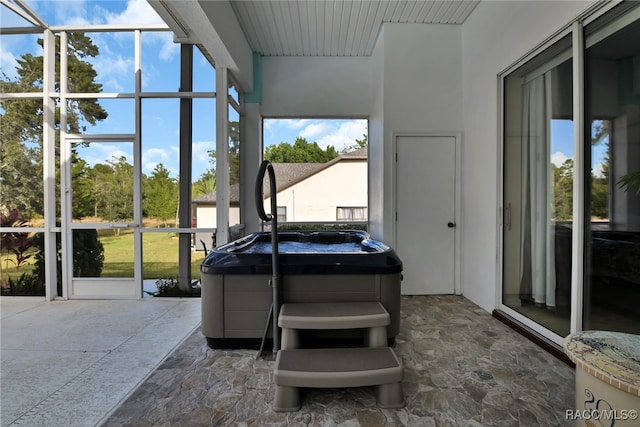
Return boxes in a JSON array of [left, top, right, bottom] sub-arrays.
[[393, 132, 462, 295], [62, 133, 142, 299]]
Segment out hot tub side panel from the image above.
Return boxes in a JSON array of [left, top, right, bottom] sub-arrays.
[[201, 273, 271, 339], [201, 272, 402, 348], [379, 273, 402, 337]]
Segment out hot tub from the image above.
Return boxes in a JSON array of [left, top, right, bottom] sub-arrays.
[[200, 230, 403, 349]]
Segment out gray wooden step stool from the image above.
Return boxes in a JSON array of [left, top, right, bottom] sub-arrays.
[[273, 302, 404, 411]]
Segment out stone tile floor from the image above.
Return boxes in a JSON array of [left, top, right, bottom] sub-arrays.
[[103, 295, 575, 426]]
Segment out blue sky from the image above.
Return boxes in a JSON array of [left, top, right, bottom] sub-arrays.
[[551, 119, 607, 177], [1, 0, 367, 181]]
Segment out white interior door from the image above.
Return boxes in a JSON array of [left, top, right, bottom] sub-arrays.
[[396, 135, 458, 295]]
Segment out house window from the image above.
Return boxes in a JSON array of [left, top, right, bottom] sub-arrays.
[[501, 2, 640, 342], [337, 207, 367, 221], [277, 206, 287, 222]]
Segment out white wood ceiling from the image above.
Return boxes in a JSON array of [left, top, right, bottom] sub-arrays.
[[230, 1, 480, 56]]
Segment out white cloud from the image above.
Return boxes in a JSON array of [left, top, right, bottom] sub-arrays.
[[32, 0, 92, 26], [301, 120, 368, 151], [64, 15, 93, 26], [192, 140, 215, 178], [592, 162, 605, 178], [143, 160, 178, 178], [24, 0, 162, 26], [104, 0, 164, 25], [90, 54, 134, 92], [156, 33, 178, 60], [265, 119, 310, 132], [300, 122, 331, 141], [193, 141, 214, 162], [263, 119, 368, 151], [0, 47, 18, 80], [0, 32, 42, 80], [143, 146, 182, 176], [104, 1, 177, 62], [284, 119, 312, 129], [77, 143, 131, 167], [551, 151, 571, 167], [144, 147, 170, 162]]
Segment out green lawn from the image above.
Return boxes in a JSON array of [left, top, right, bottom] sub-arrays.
[[1, 230, 206, 282], [101, 230, 205, 279]]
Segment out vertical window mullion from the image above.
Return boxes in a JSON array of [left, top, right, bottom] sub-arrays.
[[43, 29, 57, 300], [133, 30, 143, 295], [216, 67, 230, 245], [570, 21, 585, 334], [59, 31, 72, 300]]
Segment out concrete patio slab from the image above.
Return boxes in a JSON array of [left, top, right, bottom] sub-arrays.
[[0, 298, 200, 427]]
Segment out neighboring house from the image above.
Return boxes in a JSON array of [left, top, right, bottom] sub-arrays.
[[192, 148, 367, 249]]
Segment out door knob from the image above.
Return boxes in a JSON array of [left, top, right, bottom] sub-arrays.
[[447, 222, 456, 228]]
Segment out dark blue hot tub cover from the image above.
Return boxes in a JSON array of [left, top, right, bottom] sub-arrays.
[[201, 231, 403, 275]]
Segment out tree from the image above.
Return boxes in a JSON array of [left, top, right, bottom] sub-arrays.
[[71, 157, 97, 218], [106, 156, 134, 222], [591, 120, 610, 147], [591, 158, 609, 220], [229, 121, 240, 185], [192, 121, 239, 196], [342, 133, 368, 153], [193, 171, 216, 198], [264, 137, 338, 163], [90, 163, 115, 218], [589, 120, 611, 219], [0, 33, 108, 217], [552, 159, 574, 221], [87, 156, 134, 229], [0, 136, 42, 217], [145, 164, 178, 226]]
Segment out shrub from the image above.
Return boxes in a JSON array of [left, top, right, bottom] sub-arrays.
[[32, 228, 105, 295], [145, 277, 201, 297], [3, 272, 44, 296], [0, 205, 35, 271]]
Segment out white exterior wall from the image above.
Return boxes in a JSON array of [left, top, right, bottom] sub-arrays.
[[368, 26, 385, 241], [460, 0, 595, 311], [252, 0, 597, 315], [375, 23, 463, 243], [195, 206, 240, 228], [261, 56, 373, 116], [264, 161, 367, 222]]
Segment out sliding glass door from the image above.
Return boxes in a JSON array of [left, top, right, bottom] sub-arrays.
[[502, 34, 574, 339], [583, 9, 640, 334], [501, 3, 640, 342]]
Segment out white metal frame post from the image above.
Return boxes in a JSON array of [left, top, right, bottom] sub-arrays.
[[241, 103, 263, 233], [60, 31, 71, 300], [216, 67, 230, 245], [133, 29, 143, 298], [42, 29, 57, 300], [570, 20, 585, 334]]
